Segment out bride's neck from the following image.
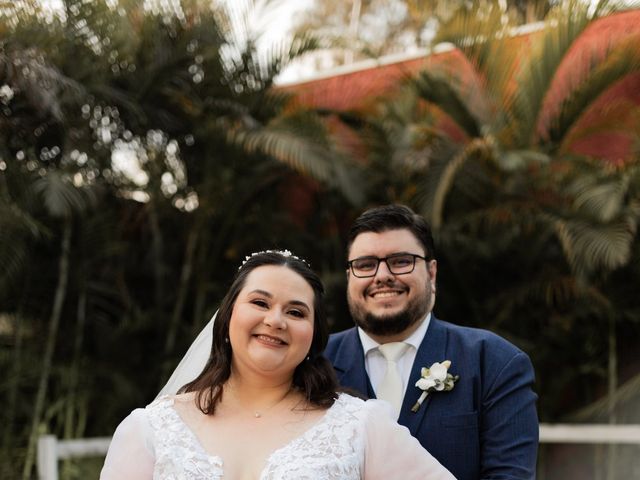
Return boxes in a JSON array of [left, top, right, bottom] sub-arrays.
[[225, 370, 294, 405]]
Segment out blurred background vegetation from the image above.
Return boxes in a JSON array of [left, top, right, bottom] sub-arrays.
[[1, 0, 639, 478]]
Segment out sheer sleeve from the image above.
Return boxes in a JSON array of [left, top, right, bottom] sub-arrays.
[[100, 408, 155, 480], [362, 400, 456, 480]]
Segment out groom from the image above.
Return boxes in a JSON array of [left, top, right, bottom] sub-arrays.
[[325, 205, 538, 479]]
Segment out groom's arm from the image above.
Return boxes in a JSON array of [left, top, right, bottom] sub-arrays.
[[480, 349, 539, 479]]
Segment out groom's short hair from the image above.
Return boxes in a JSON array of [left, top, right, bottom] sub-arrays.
[[347, 204, 435, 260]]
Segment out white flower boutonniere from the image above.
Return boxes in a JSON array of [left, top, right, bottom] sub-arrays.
[[411, 360, 459, 413]]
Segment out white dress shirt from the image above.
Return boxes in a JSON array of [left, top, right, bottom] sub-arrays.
[[357, 313, 431, 397]]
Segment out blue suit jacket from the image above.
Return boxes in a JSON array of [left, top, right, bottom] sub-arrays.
[[325, 317, 539, 480]]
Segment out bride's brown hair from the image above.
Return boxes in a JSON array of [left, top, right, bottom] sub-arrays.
[[179, 251, 339, 414]]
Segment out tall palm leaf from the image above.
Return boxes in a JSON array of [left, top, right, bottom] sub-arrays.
[[509, 0, 616, 148], [549, 37, 640, 152]]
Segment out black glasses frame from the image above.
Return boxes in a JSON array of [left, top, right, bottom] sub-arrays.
[[346, 253, 428, 278]]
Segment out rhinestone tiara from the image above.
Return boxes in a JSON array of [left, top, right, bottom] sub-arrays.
[[239, 249, 310, 270]]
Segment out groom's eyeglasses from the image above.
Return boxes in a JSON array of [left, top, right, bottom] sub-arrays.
[[347, 253, 428, 278]]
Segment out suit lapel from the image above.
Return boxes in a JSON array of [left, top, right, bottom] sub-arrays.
[[332, 329, 374, 397], [398, 318, 448, 435]]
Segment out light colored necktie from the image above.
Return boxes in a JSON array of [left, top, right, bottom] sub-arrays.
[[376, 342, 409, 417]]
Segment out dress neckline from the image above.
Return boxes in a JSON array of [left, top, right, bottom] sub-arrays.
[[157, 394, 342, 478]]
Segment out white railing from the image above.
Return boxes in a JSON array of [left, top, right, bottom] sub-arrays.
[[38, 435, 112, 480], [37, 424, 640, 480], [539, 424, 640, 444]]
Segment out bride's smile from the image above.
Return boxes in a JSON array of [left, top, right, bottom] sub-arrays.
[[253, 333, 288, 346]]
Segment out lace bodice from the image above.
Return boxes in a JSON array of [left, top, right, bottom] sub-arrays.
[[101, 393, 455, 480], [148, 394, 362, 479]]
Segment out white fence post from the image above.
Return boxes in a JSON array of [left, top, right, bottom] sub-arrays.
[[37, 435, 58, 480], [37, 435, 112, 479]]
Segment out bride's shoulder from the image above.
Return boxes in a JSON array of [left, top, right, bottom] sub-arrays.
[[171, 391, 197, 404], [150, 391, 195, 405], [336, 392, 366, 406], [334, 392, 370, 416], [145, 391, 197, 416], [152, 391, 199, 412], [143, 392, 205, 435], [335, 393, 395, 419]]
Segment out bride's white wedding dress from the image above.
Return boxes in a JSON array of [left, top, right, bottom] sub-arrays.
[[100, 393, 454, 480]]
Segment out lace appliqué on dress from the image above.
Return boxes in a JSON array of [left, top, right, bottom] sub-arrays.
[[261, 395, 364, 479], [146, 397, 224, 479], [144, 394, 367, 480]]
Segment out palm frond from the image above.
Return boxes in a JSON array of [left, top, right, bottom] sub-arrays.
[[567, 172, 630, 223], [418, 137, 493, 229], [552, 215, 635, 276], [537, 153, 639, 276], [1, 45, 84, 121], [0, 222, 28, 288], [434, 0, 519, 116], [413, 70, 483, 138], [506, 274, 579, 317], [259, 31, 321, 85], [571, 370, 640, 422], [496, 149, 551, 172], [510, 0, 614, 148], [544, 36, 640, 147], [0, 195, 50, 289], [434, 0, 508, 72], [90, 84, 148, 124], [558, 98, 640, 158], [30, 170, 98, 218], [227, 110, 364, 204]]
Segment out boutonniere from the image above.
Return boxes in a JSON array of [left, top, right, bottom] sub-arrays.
[[411, 360, 459, 413]]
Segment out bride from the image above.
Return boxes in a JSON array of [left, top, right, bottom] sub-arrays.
[[100, 250, 455, 479]]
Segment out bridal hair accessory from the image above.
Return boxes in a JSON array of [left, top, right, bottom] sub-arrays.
[[411, 360, 459, 413], [239, 249, 310, 270]]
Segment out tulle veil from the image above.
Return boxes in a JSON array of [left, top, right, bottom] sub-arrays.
[[156, 312, 216, 398]]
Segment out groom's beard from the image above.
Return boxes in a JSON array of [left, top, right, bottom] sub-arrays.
[[348, 283, 432, 337]]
